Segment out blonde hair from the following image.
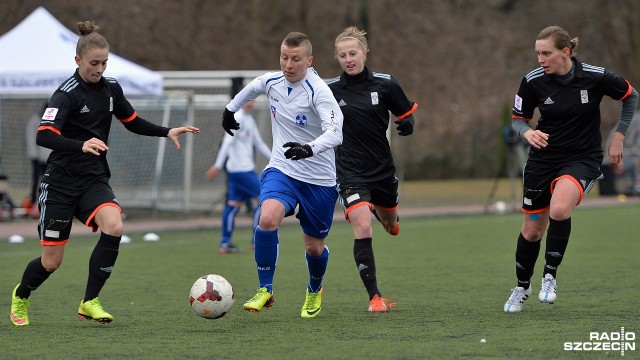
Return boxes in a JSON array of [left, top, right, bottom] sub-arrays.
[[76, 21, 109, 57], [537, 26, 578, 55], [335, 26, 369, 57]]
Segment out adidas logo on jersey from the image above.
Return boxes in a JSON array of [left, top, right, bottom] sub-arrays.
[[80, 105, 90, 113], [543, 97, 554, 105], [338, 99, 347, 106]]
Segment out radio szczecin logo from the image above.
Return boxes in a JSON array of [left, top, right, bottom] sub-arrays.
[[564, 328, 636, 356]]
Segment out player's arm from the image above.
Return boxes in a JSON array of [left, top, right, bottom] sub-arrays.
[[36, 128, 84, 152], [284, 95, 344, 161], [35, 93, 79, 151], [252, 127, 272, 159], [308, 87, 344, 153], [387, 76, 418, 136], [223, 75, 268, 135], [36, 129, 108, 156], [120, 113, 199, 149], [394, 104, 418, 136], [608, 85, 639, 165], [120, 112, 170, 137], [512, 78, 547, 149], [613, 84, 638, 136], [206, 137, 231, 181]]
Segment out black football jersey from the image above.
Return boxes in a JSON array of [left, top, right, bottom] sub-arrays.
[[327, 67, 417, 182], [39, 69, 136, 178], [513, 57, 632, 164]]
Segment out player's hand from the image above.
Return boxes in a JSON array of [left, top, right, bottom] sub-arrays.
[[168, 126, 200, 150], [394, 117, 414, 136], [283, 142, 313, 160], [222, 108, 240, 136], [82, 137, 108, 156], [524, 129, 549, 149], [608, 131, 625, 166], [206, 166, 220, 180]]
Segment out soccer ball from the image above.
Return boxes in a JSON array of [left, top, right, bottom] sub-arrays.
[[189, 274, 234, 319]]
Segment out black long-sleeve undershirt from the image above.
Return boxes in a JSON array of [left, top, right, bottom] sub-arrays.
[[36, 116, 170, 153]]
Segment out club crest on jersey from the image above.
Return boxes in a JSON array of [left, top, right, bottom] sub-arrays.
[[295, 114, 308, 127], [580, 90, 589, 104], [370, 92, 379, 105], [271, 105, 277, 119], [110, 97, 114, 111]]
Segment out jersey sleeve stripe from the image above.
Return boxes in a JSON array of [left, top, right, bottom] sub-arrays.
[[38, 125, 61, 135], [372, 72, 391, 80], [512, 115, 532, 122], [60, 78, 78, 92], [525, 68, 544, 82], [325, 76, 340, 85], [619, 80, 633, 101], [265, 75, 284, 86], [396, 103, 418, 120], [118, 111, 138, 123], [582, 63, 605, 74], [304, 79, 316, 104]]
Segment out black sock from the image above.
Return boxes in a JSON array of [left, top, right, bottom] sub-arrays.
[[16, 257, 53, 298], [354, 238, 379, 300], [515, 233, 541, 289], [84, 232, 120, 301], [544, 218, 571, 278]]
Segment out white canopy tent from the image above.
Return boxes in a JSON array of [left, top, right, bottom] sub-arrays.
[[0, 6, 163, 97]]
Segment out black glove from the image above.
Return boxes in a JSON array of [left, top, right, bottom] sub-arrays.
[[394, 116, 414, 136], [283, 142, 313, 160], [222, 108, 240, 136]]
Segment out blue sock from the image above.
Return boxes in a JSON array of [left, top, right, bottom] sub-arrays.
[[252, 206, 261, 230], [251, 206, 261, 248], [254, 227, 279, 293], [306, 246, 329, 293], [220, 205, 239, 247]]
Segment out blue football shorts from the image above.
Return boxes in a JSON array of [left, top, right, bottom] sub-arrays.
[[259, 167, 338, 239], [227, 171, 261, 201]]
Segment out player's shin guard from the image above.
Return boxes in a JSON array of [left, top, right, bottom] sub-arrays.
[[543, 218, 571, 278], [254, 227, 279, 293], [84, 232, 120, 301], [306, 246, 329, 292], [354, 238, 379, 299], [515, 233, 541, 290], [17, 257, 53, 298]]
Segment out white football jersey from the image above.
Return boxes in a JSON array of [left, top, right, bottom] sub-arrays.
[[227, 68, 343, 186], [214, 108, 271, 173]]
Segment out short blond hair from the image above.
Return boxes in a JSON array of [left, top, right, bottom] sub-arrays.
[[282, 32, 312, 56]]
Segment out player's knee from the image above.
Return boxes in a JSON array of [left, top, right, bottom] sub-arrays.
[[305, 242, 325, 256], [258, 214, 280, 230], [351, 220, 372, 238], [41, 257, 62, 272], [548, 203, 572, 221], [521, 226, 545, 242], [100, 219, 123, 237]]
